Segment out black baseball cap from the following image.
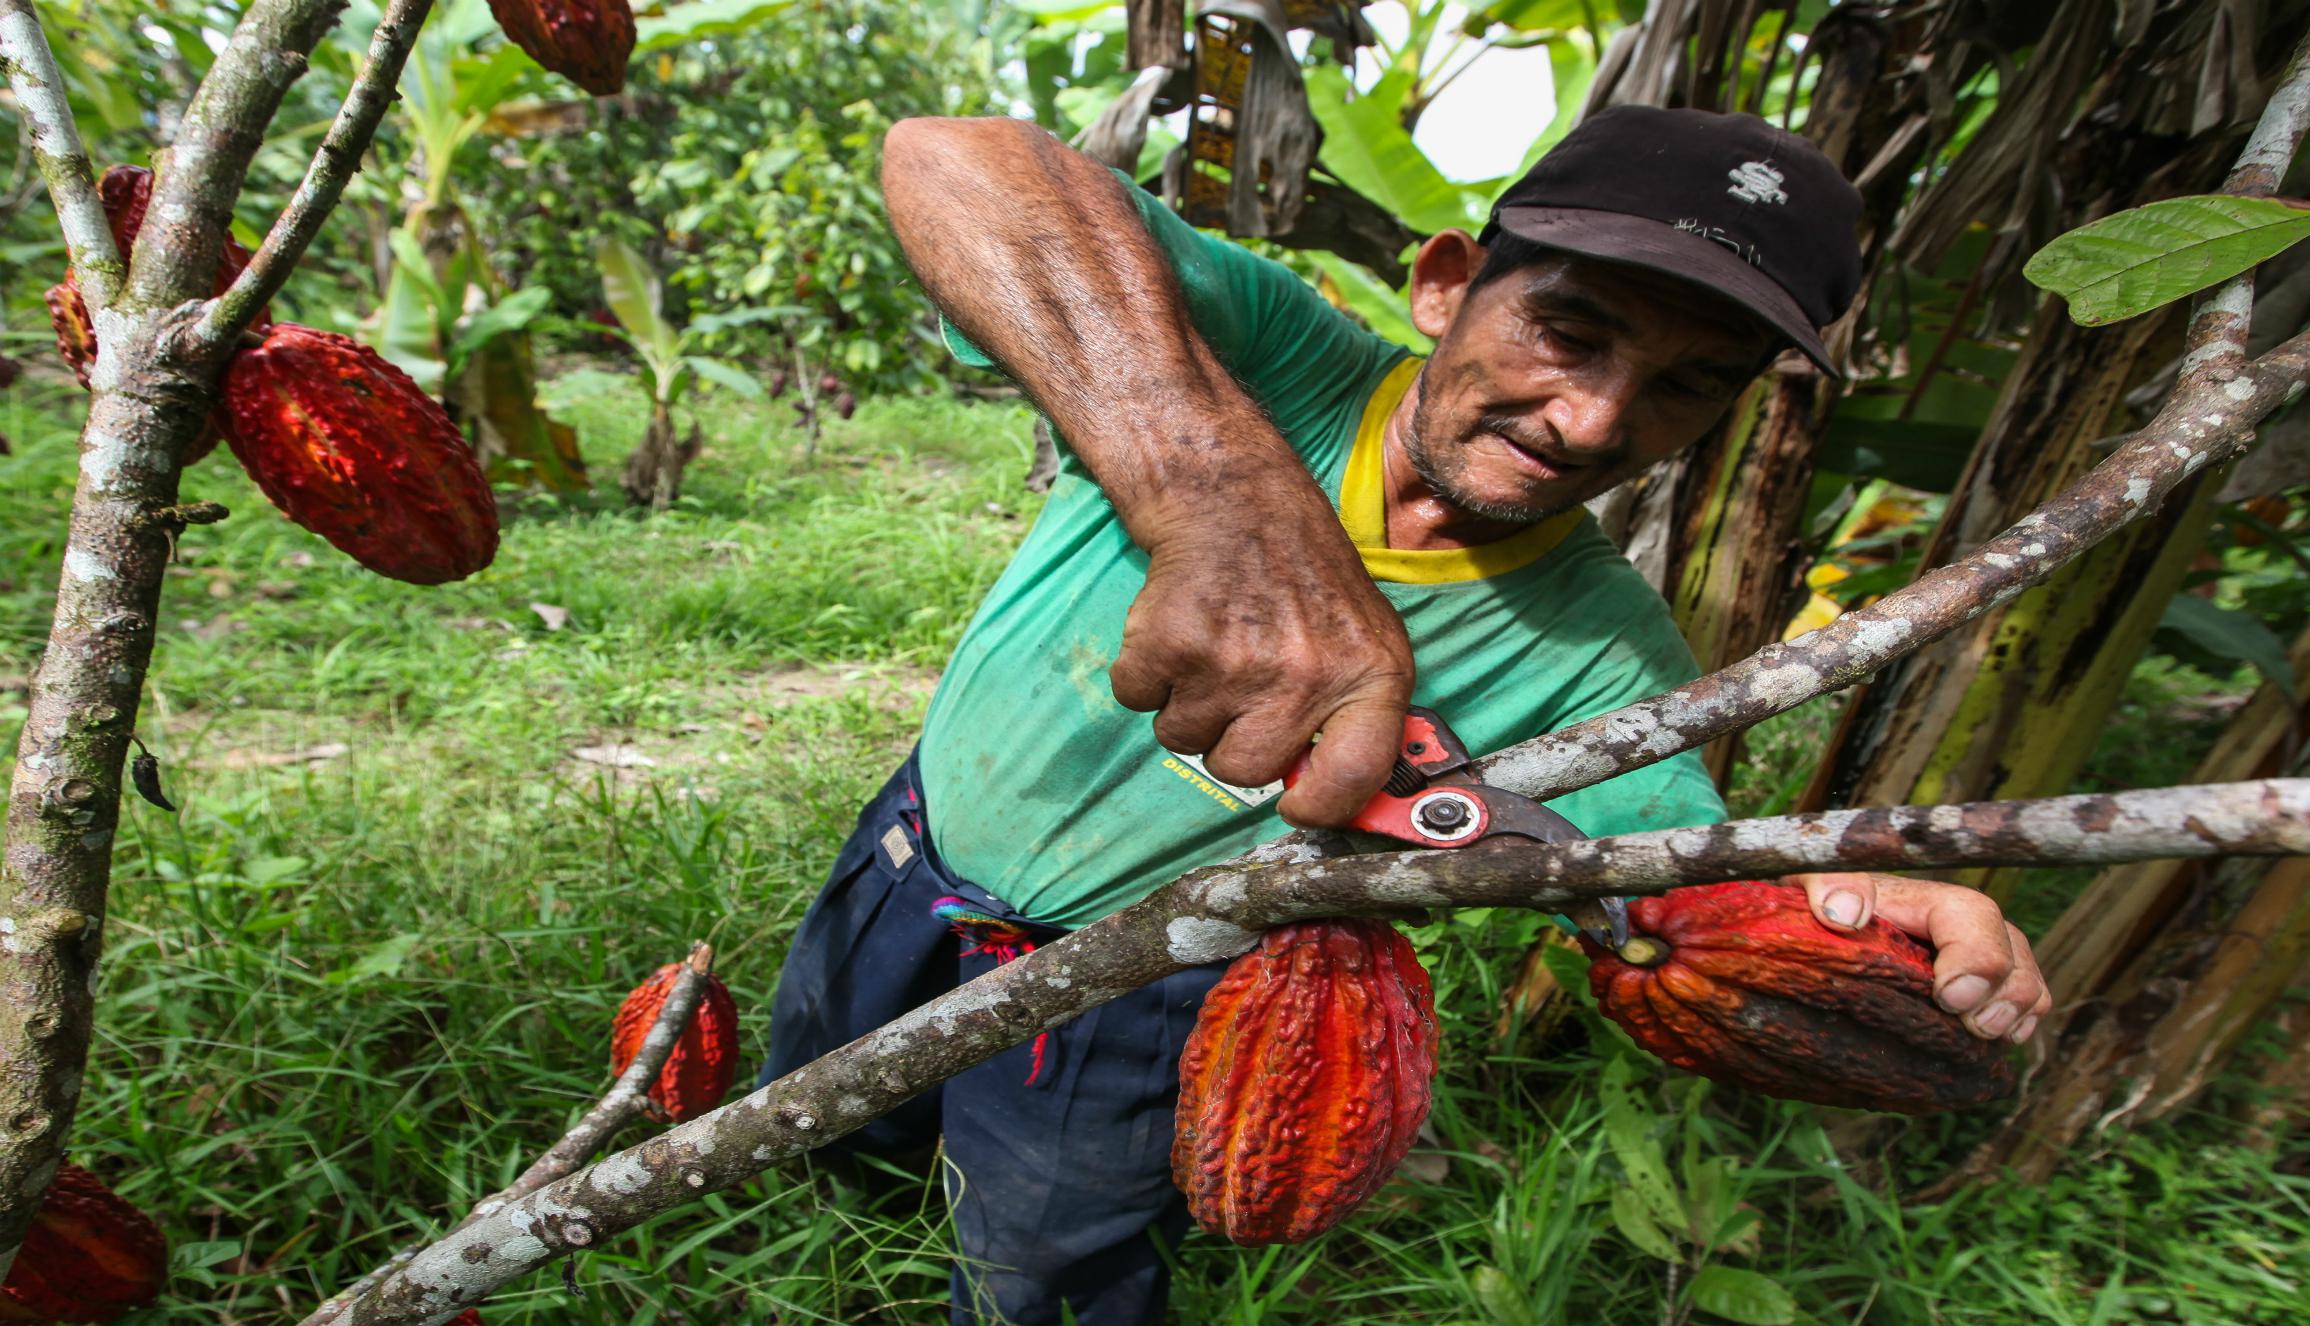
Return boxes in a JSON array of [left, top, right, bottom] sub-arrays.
[[1479, 106, 1863, 375]]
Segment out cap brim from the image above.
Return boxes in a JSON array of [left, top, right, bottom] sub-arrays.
[[1487, 206, 1839, 377]]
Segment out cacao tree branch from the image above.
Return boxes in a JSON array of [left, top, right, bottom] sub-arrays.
[[0, 0, 121, 309], [2178, 28, 2310, 377], [301, 943, 716, 1326], [326, 780, 2310, 1325], [132, 0, 346, 325], [200, 0, 436, 347], [0, 0, 348, 1264]]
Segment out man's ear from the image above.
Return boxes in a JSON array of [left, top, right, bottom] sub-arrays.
[[1410, 230, 1485, 340]]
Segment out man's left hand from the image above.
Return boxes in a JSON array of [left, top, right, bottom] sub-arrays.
[[1782, 873, 2052, 1044]]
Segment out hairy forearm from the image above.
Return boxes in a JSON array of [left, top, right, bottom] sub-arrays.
[[881, 116, 1313, 545]]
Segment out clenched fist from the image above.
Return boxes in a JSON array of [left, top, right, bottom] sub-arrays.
[[1110, 498, 1413, 828]]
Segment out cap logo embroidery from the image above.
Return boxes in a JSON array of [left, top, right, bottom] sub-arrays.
[[1727, 161, 1788, 205]]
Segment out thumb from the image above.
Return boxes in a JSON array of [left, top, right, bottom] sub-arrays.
[[1277, 691, 1405, 829]]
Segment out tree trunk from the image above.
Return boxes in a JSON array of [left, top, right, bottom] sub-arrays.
[[619, 399, 699, 510]]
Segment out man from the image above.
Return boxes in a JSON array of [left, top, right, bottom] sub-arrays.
[[762, 106, 2052, 1325]]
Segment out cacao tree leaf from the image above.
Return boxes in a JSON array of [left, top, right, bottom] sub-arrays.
[[1686, 1265, 1798, 1326], [635, 0, 800, 55], [2154, 594, 2298, 699], [2023, 195, 2310, 326], [1610, 1186, 1682, 1260]]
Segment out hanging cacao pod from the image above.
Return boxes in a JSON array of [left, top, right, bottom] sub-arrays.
[[0, 1163, 167, 1323], [1172, 917, 1438, 1246], [486, 0, 636, 96], [610, 963, 741, 1123], [1583, 881, 2015, 1114], [218, 324, 499, 584], [446, 1311, 483, 1325]]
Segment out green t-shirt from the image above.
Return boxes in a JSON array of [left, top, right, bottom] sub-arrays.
[[918, 182, 1726, 928]]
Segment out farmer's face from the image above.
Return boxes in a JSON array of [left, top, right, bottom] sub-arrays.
[[1404, 232, 1773, 524]]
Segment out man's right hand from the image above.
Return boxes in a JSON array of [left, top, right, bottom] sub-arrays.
[[879, 117, 1413, 822], [1110, 476, 1414, 829]]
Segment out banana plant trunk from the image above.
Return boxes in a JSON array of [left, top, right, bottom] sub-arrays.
[[1935, 627, 2310, 1184]]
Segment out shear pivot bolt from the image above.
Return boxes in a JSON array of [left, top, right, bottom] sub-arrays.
[[1418, 798, 1468, 832]]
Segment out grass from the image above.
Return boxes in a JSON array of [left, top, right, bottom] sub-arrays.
[[3, 364, 2306, 1325]]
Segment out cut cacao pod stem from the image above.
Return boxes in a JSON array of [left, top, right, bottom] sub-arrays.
[[299, 942, 716, 1326], [323, 778, 2310, 1325]]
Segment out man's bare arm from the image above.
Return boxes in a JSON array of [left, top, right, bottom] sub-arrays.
[[880, 116, 1411, 825]]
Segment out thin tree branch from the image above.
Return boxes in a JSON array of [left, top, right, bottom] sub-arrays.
[[0, 0, 119, 309], [300, 943, 716, 1326], [129, 0, 346, 327], [323, 778, 2310, 1325], [2181, 28, 2310, 382], [199, 0, 435, 346]]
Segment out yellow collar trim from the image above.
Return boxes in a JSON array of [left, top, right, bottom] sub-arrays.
[[1342, 358, 1585, 585]]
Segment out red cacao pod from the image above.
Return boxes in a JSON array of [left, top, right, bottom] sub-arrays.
[[0, 1164, 167, 1323], [446, 1312, 483, 1326], [487, 0, 636, 96], [219, 324, 499, 584], [1584, 881, 2015, 1113], [1172, 918, 1438, 1245], [610, 963, 741, 1123]]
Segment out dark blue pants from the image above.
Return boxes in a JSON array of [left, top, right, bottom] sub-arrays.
[[762, 755, 1226, 1326]]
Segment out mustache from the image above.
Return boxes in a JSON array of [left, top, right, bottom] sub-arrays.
[[1474, 415, 1626, 470]]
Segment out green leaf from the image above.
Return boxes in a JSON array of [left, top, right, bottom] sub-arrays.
[[2155, 594, 2298, 699], [2023, 195, 2310, 326], [1611, 1186, 1682, 1260], [689, 305, 807, 337], [684, 355, 767, 399], [1600, 1061, 1685, 1230], [449, 287, 553, 364], [328, 933, 423, 986], [1304, 64, 1487, 235], [1687, 1265, 1798, 1326], [636, 0, 799, 55], [1307, 252, 1429, 350], [596, 235, 683, 382]]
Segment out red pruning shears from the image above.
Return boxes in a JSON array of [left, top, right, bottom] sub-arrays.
[[1284, 706, 1631, 948]]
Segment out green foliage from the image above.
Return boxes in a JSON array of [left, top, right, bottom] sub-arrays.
[[468, 0, 1002, 393], [9, 373, 2307, 1322], [2024, 195, 2310, 326]]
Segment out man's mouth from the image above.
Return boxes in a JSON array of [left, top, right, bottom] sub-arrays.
[[1486, 431, 1589, 482]]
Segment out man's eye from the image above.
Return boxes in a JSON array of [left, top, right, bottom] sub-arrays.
[[1536, 324, 1593, 355]]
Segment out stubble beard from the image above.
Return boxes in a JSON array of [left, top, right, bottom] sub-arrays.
[[1404, 371, 1584, 527]]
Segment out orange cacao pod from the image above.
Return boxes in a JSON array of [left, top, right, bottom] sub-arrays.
[[487, 0, 636, 96], [1172, 918, 1438, 1245], [0, 1164, 167, 1323], [610, 963, 741, 1123], [1584, 881, 2015, 1113], [219, 324, 499, 584]]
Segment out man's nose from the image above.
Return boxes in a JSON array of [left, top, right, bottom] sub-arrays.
[[1542, 372, 1640, 456]]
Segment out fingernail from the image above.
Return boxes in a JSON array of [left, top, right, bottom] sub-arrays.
[[2013, 1014, 2040, 1044], [1822, 890, 1865, 927], [1973, 1002, 2019, 1036], [1939, 975, 1992, 1012]]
